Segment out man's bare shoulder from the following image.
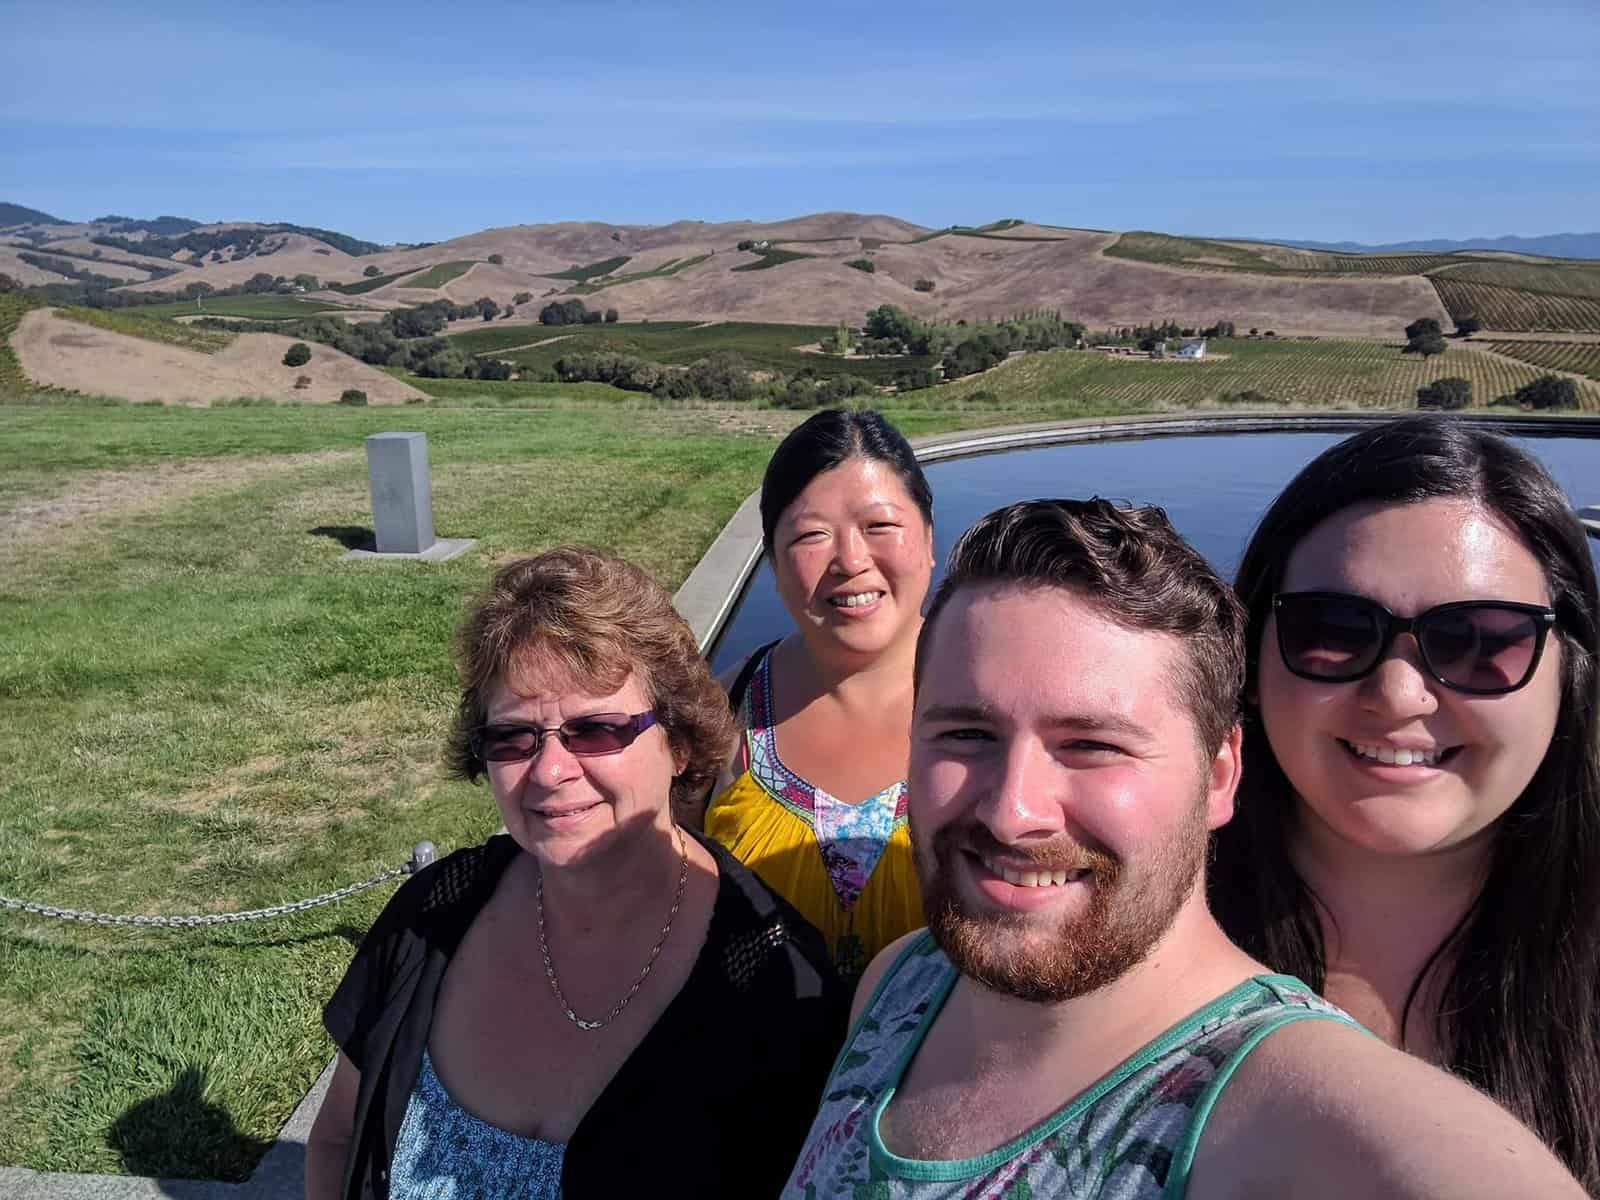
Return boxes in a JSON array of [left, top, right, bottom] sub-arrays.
[[1186, 1016, 1582, 1199]]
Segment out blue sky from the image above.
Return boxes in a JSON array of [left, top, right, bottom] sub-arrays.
[[2, 0, 1595, 245]]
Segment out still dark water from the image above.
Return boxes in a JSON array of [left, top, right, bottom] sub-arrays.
[[709, 429, 1600, 671]]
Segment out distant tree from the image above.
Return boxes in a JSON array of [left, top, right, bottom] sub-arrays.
[[363, 265, 382, 278], [283, 342, 312, 367], [487, 254, 504, 265], [292, 273, 319, 290], [1507, 375, 1579, 410], [475, 358, 513, 381], [582, 309, 603, 324], [604, 307, 619, 323], [338, 388, 368, 406], [294, 374, 312, 390], [687, 352, 756, 401], [1417, 377, 1472, 410], [1138, 333, 1162, 352], [914, 279, 936, 292], [1454, 313, 1482, 338], [1248, 327, 1259, 336], [1404, 316, 1442, 342], [243, 272, 277, 294], [513, 291, 533, 305], [611, 231, 622, 242], [539, 299, 591, 326], [845, 258, 875, 273], [0, 273, 18, 293], [475, 296, 499, 321], [182, 281, 214, 300], [737, 240, 755, 251], [1404, 329, 1447, 358]]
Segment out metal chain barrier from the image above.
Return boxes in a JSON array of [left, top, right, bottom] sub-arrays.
[[0, 842, 436, 929]]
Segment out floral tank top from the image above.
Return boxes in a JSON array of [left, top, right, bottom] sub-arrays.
[[782, 933, 1360, 1200], [704, 647, 924, 983]]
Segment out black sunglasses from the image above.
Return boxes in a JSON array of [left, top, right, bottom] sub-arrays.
[[471, 711, 659, 762], [1272, 592, 1557, 696]]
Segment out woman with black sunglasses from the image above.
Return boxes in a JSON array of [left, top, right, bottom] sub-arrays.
[[1209, 415, 1600, 1192], [306, 547, 848, 1200]]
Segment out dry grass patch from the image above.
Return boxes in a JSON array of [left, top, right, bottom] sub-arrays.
[[0, 449, 358, 562]]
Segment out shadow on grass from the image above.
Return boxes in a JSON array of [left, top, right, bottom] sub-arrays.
[[309, 525, 375, 551], [109, 1064, 270, 1183]]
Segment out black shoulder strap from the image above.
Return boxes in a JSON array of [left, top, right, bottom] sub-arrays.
[[727, 639, 780, 714]]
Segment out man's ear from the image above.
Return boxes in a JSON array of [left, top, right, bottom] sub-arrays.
[[1205, 722, 1244, 831]]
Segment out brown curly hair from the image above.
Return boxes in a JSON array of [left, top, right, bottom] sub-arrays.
[[445, 546, 736, 811]]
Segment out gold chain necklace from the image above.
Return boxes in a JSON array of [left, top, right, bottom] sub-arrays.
[[536, 827, 689, 1032]]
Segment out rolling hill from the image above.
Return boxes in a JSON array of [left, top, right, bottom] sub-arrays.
[[6, 206, 1600, 341]]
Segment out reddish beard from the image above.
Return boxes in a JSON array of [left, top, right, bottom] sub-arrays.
[[914, 804, 1209, 1004]]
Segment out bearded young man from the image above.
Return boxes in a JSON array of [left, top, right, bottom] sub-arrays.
[[781, 499, 1582, 1200]]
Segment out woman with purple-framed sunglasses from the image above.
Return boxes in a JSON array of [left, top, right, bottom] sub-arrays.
[[1209, 415, 1600, 1191], [306, 546, 848, 1199]]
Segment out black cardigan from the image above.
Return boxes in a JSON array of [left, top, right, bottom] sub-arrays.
[[323, 831, 849, 1199]]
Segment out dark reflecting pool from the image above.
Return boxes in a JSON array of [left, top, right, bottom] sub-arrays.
[[710, 428, 1600, 672]]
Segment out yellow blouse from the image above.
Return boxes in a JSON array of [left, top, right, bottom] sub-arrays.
[[704, 649, 924, 983]]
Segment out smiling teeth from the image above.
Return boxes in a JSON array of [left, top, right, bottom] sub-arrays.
[[830, 592, 882, 607], [982, 858, 1080, 887], [1350, 743, 1442, 767]]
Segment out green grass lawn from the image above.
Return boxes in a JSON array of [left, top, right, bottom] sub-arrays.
[[0, 400, 793, 1178], [128, 296, 347, 321], [6, 324, 1594, 1180]]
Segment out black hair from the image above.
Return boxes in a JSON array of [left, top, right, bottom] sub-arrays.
[[759, 408, 933, 551], [1209, 415, 1600, 1190]]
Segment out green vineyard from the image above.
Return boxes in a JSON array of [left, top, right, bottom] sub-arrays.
[[1431, 260, 1600, 299], [1430, 278, 1600, 333], [0, 294, 38, 391], [1484, 340, 1600, 382], [1283, 252, 1463, 275], [926, 338, 1600, 412]]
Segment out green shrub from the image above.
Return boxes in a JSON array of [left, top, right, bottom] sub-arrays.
[[845, 258, 876, 273], [338, 388, 368, 406], [1416, 377, 1472, 410], [914, 279, 936, 292], [363, 265, 382, 277], [1503, 374, 1579, 410], [282, 342, 311, 367]]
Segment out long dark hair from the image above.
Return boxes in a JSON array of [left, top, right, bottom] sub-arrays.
[[759, 408, 933, 551], [1209, 415, 1600, 1189]]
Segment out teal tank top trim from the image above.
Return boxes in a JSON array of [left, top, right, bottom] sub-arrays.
[[784, 932, 1361, 1200]]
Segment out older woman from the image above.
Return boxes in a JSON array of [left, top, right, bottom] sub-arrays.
[[701, 409, 935, 984], [306, 547, 848, 1200], [1209, 416, 1600, 1191]]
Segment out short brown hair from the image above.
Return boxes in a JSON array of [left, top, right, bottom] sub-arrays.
[[915, 499, 1245, 755], [445, 546, 736, 809]]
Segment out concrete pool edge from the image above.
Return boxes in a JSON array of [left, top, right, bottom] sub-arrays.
[[673, 409, 1600, 653]]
